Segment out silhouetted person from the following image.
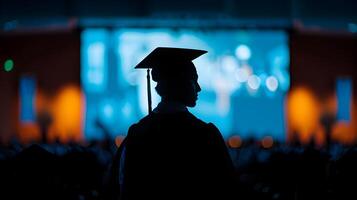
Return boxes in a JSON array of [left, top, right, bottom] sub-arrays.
[[320, 110, 336, 152], [111, 47, 235, 200], [36, 109, 53, 144]]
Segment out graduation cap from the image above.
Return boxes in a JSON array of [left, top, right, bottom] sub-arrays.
[[135, 47, 207, 114]]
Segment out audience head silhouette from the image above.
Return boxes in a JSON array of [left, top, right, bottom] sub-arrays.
[[135, 47, 207, 107]]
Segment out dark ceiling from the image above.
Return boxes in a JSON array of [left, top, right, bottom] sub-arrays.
[[0, 0, 356, 31]]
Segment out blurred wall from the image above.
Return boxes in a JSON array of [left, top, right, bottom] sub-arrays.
[[288, 30, 357, 145], [0, 28, 81, 143]]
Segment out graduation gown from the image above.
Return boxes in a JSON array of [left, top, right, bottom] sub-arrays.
[[117, 111, 235, 200]]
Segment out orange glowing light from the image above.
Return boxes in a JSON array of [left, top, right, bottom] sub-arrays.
[[18, 123, 40, 143], [262, 136, 274, 148], [287, 87, 321, 144], [17, 85, 84, 144], [332, 99, 357, 144], [333, 122, 353, 143], [51, 85, 83, 142], [228, 135, 242, 148], [115, 136, 126, 147]]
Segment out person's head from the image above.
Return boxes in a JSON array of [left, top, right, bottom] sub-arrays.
[[135, 47, 207, 108], [153, 61, 201, 107]]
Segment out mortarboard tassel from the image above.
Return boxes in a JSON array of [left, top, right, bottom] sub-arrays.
[[147, 69, 152, 114]]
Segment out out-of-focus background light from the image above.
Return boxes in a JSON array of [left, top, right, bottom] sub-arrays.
[[266, 76, 279, 92], [4, 59, 14, 72], [235, 66, 251, 83], [261, 136, 274, 149], [235, 45, 251, 60], [228, 135, 242, 148], [287, 87, 322, 144], [247, 75, 261, 90], [348, 23, 357, 33], [115, 135, 125, 147]]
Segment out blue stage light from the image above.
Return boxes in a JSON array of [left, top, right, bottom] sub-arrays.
[[235, 44, 251, 60], [266, 76, 279, 92], [81, 29, 108, 93], [20, 76, 36, 123], [337, 78, 352, 122], [247, 75, 261, 90]]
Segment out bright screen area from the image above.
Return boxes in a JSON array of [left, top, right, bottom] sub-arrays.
[[81, 28, 289, 140]]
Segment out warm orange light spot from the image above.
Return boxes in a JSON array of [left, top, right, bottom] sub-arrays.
[[115, 136, 126, 147], [35, 90, 51, 113], [51, 85, 83, 143], [332, 99, 356, 144], [262, 136, 274, 149], [18, 123, 40, 143], [228, 135, 242, 148], [287, 87, 321, 144], [332, 122, 353, 144]]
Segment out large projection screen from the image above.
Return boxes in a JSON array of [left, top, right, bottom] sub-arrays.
[[81, 28, 289, 140]]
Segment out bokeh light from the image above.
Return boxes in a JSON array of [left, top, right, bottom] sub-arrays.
[[115, 135, 125, 147], [348, 23, 357, 33], [103, 103, 114, 119], [247, 75, 261, 90], [287, 87, 321, 144], [266, 76, 279, 92], [221, 55, 239, 73], [19, 76, 36, 123], [4, 59, 14, 72], [235, 45, 251, 60], [262, 136, 274, 148], [228, 135, 242, 148], [51, 85, 83, 142], [81, 29, 108, 93], [235, 66, 251, 82]]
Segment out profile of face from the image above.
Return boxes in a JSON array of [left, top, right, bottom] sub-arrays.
[[178, 73, 201, 107], [154, 64, 202, 107]]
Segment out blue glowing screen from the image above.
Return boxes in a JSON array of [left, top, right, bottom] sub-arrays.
[[20, 75, 36, 123], [81, 29, 108, 93], [81, 29, 289, 140], [336, 78, 352, 122]]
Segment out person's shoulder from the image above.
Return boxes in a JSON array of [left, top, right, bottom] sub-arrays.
[[127, 115, 150, 132], [186, 112, 221, 132], [188, 114, 225, 145], [128, 112, 220, 134], [126, 114, 159, 137], [186, 112, 207, 126], [206, 122, 220, 133]]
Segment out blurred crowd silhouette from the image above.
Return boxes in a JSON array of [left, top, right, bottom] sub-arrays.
[[1, 136, 357, 200]]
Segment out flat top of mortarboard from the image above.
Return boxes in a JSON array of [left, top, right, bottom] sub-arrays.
[[135, 47, 207, 69]]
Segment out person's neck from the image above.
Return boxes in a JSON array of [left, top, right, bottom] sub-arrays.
[[153, 99, 188, 114]]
